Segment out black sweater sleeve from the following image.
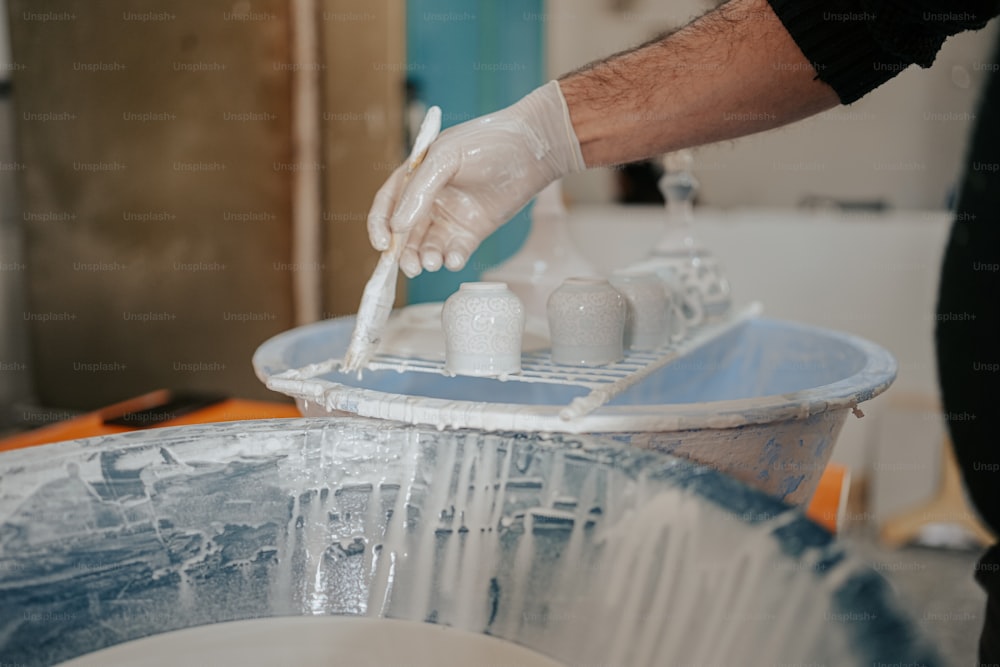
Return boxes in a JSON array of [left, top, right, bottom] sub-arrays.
[[767, 0, 1000, 103]]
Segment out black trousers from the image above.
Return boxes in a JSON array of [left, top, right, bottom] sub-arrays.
[[934, 33, 1000, 665]]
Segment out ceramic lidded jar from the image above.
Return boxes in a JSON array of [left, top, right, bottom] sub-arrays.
[[442, 282, 525, 377], [608, 270, 670, 351], [547, 277, 626, 366]]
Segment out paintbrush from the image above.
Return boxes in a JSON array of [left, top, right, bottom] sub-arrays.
[[341, 106, 442, 377]]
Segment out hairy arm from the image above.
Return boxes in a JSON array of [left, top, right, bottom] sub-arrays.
[[559, 0, 841, 167]]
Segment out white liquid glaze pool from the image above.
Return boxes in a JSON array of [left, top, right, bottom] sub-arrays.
[[56, 616, 565, 667]]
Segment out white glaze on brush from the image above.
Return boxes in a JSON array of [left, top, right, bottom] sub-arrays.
[[342, 107, 442, 375], [341, 248, 403, 376]]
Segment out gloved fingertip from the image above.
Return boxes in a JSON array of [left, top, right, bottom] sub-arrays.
[[400, 256, 422, 279], [372, 233, 390, 251], [445, 251, 466, 271], [422, 250, 443, 272]]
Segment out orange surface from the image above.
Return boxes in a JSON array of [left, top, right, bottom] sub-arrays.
[[805, 462, 849, 534], [0, 391, 300, 453]]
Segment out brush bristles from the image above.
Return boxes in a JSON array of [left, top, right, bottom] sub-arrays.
[[341, 252, 400, 374]]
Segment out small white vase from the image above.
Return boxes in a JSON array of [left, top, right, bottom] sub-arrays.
[[623, 257, 702, 339], [442, 282, 525, 377], [609, 270, 671, 351], [547, 277, 626, 366]]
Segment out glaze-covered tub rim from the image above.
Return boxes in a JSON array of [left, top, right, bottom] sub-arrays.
[[0, 419, 937, 666], [253, 315, 896, 434]]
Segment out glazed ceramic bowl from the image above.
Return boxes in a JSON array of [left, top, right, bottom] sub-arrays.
[[442, 282, 525, 377], [0, 419, 939, 666], [547, 277, 626, 366]]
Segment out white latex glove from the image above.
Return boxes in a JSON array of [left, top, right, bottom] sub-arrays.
[[367, 80, 586, 278]]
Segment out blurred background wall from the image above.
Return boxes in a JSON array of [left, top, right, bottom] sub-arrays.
[[0, 0, 404, 417], [7, 0, 297, 411]]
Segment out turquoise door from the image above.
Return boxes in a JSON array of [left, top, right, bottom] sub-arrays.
[[406, 0, 545, 304]]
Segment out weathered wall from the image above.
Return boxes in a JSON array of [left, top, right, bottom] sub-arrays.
[[7, 1, 405, 410], [8, 1, 296, 408], [318, 0, 406, 320]]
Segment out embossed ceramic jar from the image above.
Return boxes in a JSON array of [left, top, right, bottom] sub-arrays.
[[666, 254, 731, 320], [608, 270, 671, 351], [547, 277, 626, 366], [625, 258, 705, 333], [442, 282, 525, 377]]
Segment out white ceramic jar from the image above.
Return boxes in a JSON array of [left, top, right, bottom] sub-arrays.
[[442, 282, 525, 377], [608, 270, 670, 351], [685, 254, 732, 319], [625, 257, 704, 336], [547, 277, 626, 366]]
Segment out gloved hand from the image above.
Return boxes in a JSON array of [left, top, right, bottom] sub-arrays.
[[367, 80, 586, 278]]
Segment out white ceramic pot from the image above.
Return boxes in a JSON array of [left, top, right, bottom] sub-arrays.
[[608, 271, 670, 351], [442, 282, 525, 377], [547, 277, 626, 366], [656, 252, 732, 320], [624, 257, 705, 334]]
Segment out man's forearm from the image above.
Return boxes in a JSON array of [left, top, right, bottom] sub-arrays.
[[559, 0, 840, 168]]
